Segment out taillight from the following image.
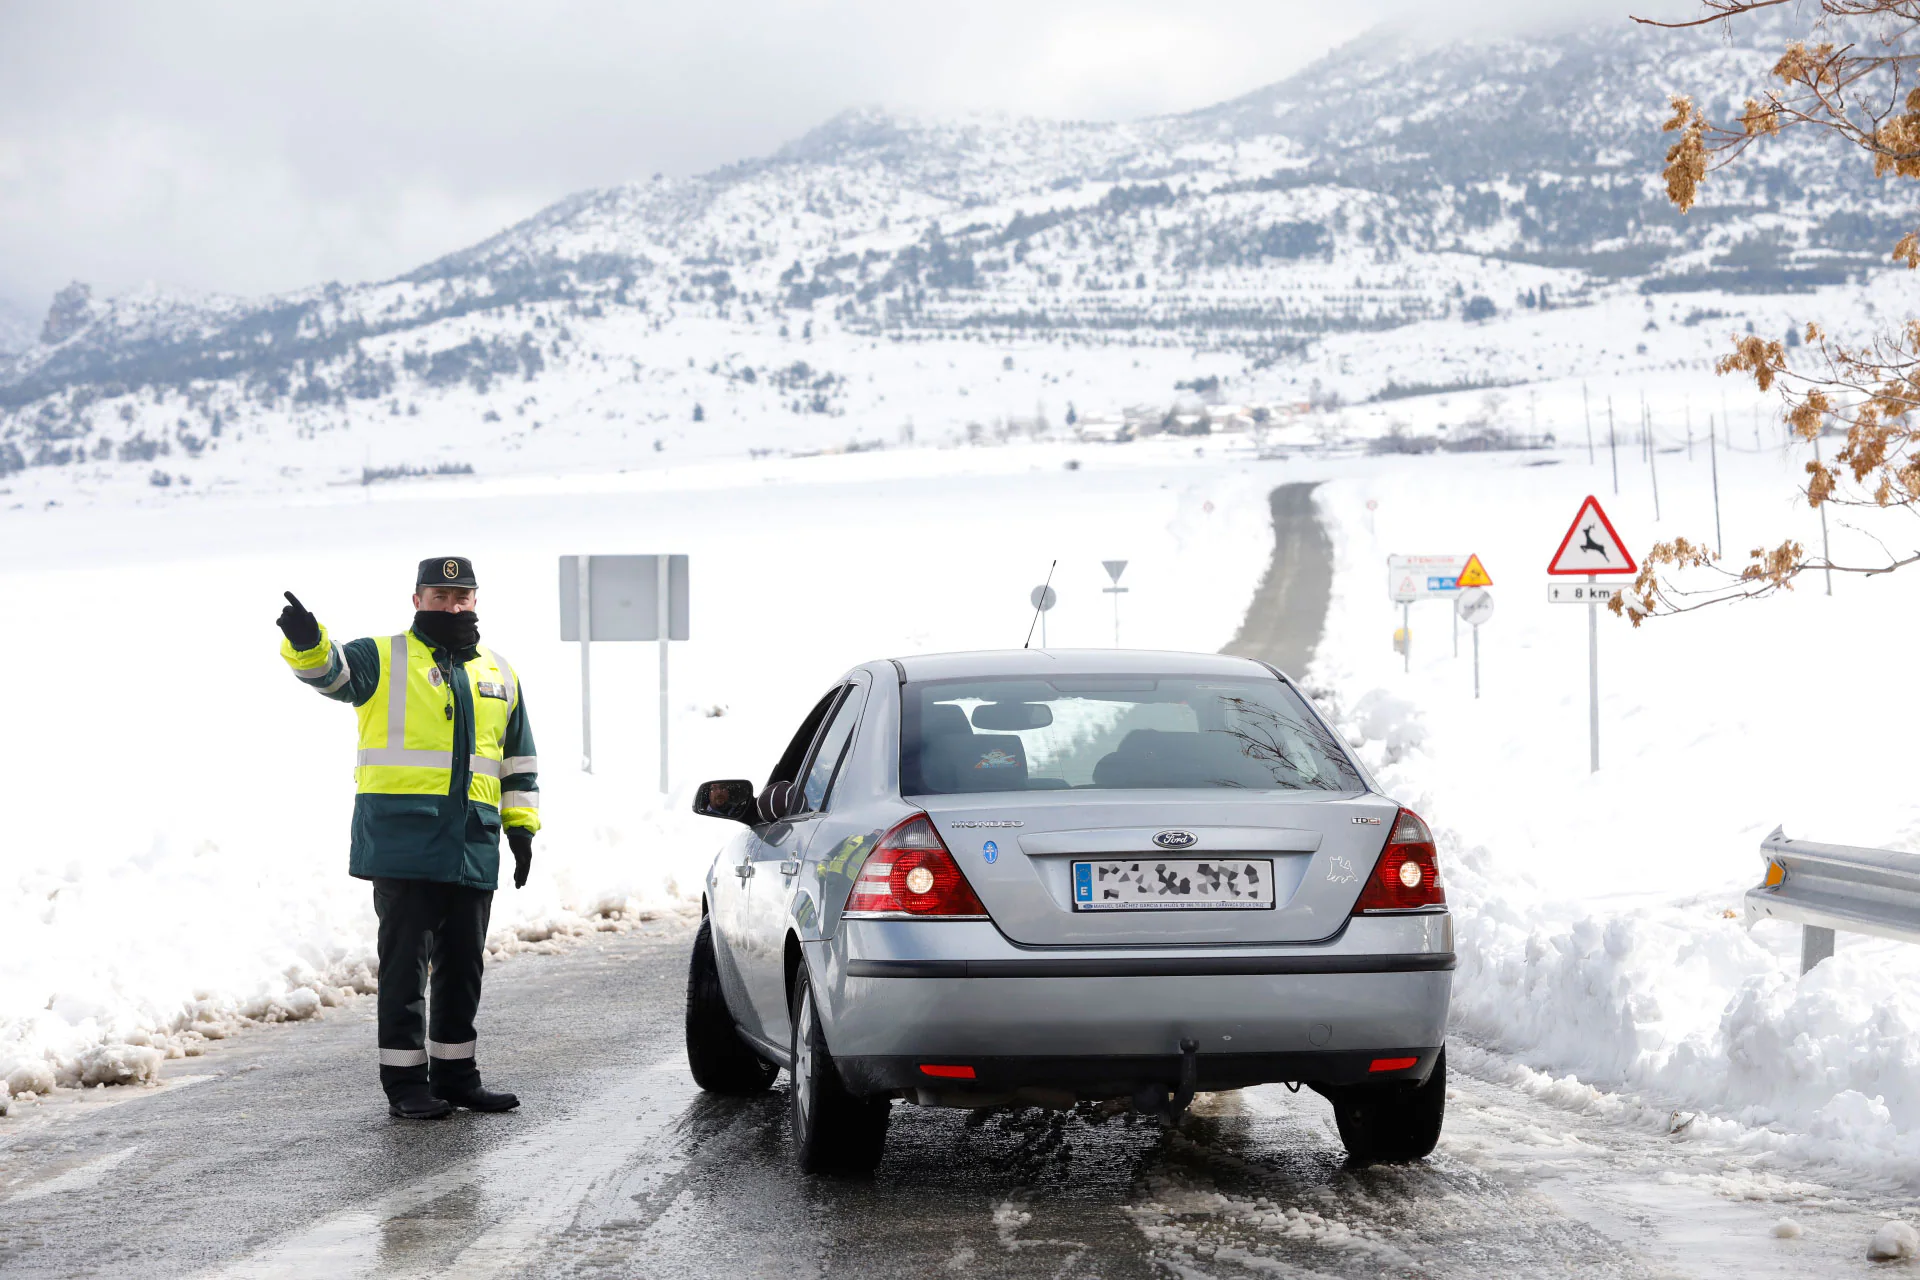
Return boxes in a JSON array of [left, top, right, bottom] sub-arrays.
[[844, 815, 989, 919], [1352, 808, 1445, 912]]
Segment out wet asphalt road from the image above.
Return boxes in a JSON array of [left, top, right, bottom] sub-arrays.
[[2, 916, 1903, 1279], [2, 483, 1906, 1276]]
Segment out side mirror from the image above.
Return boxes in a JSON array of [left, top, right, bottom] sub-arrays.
[[693, 779, 758, 824], [756, 779, 807, 824]]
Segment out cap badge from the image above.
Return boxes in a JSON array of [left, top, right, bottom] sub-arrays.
[[442, 559, 460, 580]]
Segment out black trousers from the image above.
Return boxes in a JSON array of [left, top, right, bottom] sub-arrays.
[[372, 877, 493, 1094]]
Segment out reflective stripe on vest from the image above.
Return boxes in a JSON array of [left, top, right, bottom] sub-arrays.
[[353, 631, 512, 806]]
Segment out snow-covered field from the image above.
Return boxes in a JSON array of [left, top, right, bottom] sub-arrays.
[[0, 438, 1272, 1100], [7, 390, 1920, 1194]]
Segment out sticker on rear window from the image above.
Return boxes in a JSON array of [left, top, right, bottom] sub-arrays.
[[974, 749, 1019, 770]]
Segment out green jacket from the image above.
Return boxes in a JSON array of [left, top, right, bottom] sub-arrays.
[[285, 625, 539, 890]]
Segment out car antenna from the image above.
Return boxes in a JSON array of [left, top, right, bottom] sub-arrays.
[[1023, 559, 1057, 650]]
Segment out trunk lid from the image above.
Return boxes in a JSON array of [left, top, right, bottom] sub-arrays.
[[921, 790, 1400, 946]]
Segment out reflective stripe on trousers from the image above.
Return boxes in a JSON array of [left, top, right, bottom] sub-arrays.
[[379, 1048, 429, 1068], [427, 1039, 476, 1060]]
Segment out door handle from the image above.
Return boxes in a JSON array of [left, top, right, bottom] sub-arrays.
[[779, 860, 802, 877], [734, 862, 754, 880]]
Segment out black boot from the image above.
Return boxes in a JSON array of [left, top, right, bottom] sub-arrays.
[[382, 1065, 454, 1120], [431, 1062, 519, 1112]]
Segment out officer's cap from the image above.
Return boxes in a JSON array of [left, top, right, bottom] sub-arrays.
[[417, 556, 478, 589]]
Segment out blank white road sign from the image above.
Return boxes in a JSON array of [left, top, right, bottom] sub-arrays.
[[1388, 554, 1470, 602], [559, 555, 690, 640]]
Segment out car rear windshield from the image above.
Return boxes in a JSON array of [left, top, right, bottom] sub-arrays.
[[899, 675, 1365, 796]]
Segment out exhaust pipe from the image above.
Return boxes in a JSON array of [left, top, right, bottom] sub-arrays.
[[1171, 1038, 1199, 1114]]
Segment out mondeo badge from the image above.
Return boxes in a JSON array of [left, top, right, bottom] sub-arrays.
[[1153, 829, 1198, 850]]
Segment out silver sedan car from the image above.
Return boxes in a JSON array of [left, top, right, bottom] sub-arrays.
[[686, 650, 1452, 1174]]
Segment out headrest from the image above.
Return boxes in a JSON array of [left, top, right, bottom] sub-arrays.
[[924, 733, 1028, 793], [923, 703, 974, 737]]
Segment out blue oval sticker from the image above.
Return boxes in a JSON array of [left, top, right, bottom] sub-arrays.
[[982, 840, 999, 864]]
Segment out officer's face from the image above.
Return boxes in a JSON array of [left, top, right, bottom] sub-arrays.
[[414, 586, 477, 613]]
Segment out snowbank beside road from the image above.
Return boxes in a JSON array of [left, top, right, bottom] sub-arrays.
[[0, 441, 1271, 1101], [1309, 439, 1920, 1179]]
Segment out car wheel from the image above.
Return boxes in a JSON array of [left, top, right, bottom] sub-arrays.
[[685, 917, 778, 1094], [1325, 1045, 1446, 1164], [788, 966, 889, 1175]]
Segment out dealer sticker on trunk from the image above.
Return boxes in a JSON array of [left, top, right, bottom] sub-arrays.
[[1072, 859, 1275, 910]]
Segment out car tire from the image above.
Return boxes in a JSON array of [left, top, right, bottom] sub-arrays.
[[788, 966, 889, 1175], [685, 917, 778, 1095], [1325, 1045, 1447, 1164]]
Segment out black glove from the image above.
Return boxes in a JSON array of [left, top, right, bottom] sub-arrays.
[[277, 591, 321, 651], [507, 827, 533, 889]]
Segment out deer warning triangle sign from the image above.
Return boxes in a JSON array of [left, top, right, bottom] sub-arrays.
[[1548, 496, 1636, 575]]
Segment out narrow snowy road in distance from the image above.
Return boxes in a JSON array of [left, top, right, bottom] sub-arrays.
[[0, 478, 1904, 1277]]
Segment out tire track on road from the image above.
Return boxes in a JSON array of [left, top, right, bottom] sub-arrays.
[[1220, 482, 1332, 679]]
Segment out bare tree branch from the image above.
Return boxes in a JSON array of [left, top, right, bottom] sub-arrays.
[[1631, 0, 1795, 29]]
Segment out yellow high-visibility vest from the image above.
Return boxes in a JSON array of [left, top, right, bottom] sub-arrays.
[[355, 632, 526, 812]]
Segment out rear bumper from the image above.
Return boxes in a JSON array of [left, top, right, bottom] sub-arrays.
[[839, 1046, 1442, 1105], [804, 913, 1452, 1086]]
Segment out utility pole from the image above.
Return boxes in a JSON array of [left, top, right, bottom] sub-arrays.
[[1607, 397, 1619, 495], [1645, 402, 1661, 522], [1709, 414, 1723, 558], [1583, 381, 1595, 465], [1814, 431, 1833, 596]]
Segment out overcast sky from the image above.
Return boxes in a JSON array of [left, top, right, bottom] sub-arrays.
[[0, 0, 1653, 316]]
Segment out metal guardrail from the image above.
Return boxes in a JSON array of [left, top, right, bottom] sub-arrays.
[[1745, 826, 1920, 974]]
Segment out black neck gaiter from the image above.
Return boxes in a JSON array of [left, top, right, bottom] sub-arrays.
[[413, 609, 480, 652]]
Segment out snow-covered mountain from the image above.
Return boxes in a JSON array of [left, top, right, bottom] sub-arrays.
[[0, 15, 1896, 495]]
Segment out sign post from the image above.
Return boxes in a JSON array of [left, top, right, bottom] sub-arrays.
[[560, 555, 691, 792], [1029, 583, 1058, 648], [1102, 560, 1129, 646], [575, 554, 593, 773], [1388, 554, 1482, 673], [1455, 588, 1494, 698], [1546, 497, 1636, 773]]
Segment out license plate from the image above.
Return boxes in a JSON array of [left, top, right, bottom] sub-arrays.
[[1072, 859, 1275, 911]]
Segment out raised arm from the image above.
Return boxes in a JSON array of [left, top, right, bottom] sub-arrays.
[[277, 592, 380, 706]]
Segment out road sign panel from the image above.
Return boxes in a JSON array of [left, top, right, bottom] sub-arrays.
[[1456, 587, 1494, 626], [1547, 496, 1637, 576], [1456, 554, 1493, 588], [1387, 554, 1470, 601], [1030, 585, 1058, 611], [1548, 583, 1622, 603], [1102, 560, 1128, 583]]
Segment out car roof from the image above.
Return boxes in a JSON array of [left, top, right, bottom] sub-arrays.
[[889, 649, 1280, 682]]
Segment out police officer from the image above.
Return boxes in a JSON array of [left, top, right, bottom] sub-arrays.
[[276, 557, 540, 1119]]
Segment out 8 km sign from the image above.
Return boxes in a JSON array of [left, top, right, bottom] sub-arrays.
[[1544, 495, 1635, 777]]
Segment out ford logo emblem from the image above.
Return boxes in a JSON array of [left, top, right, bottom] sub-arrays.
[[1153, 829, 1198, 850]]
